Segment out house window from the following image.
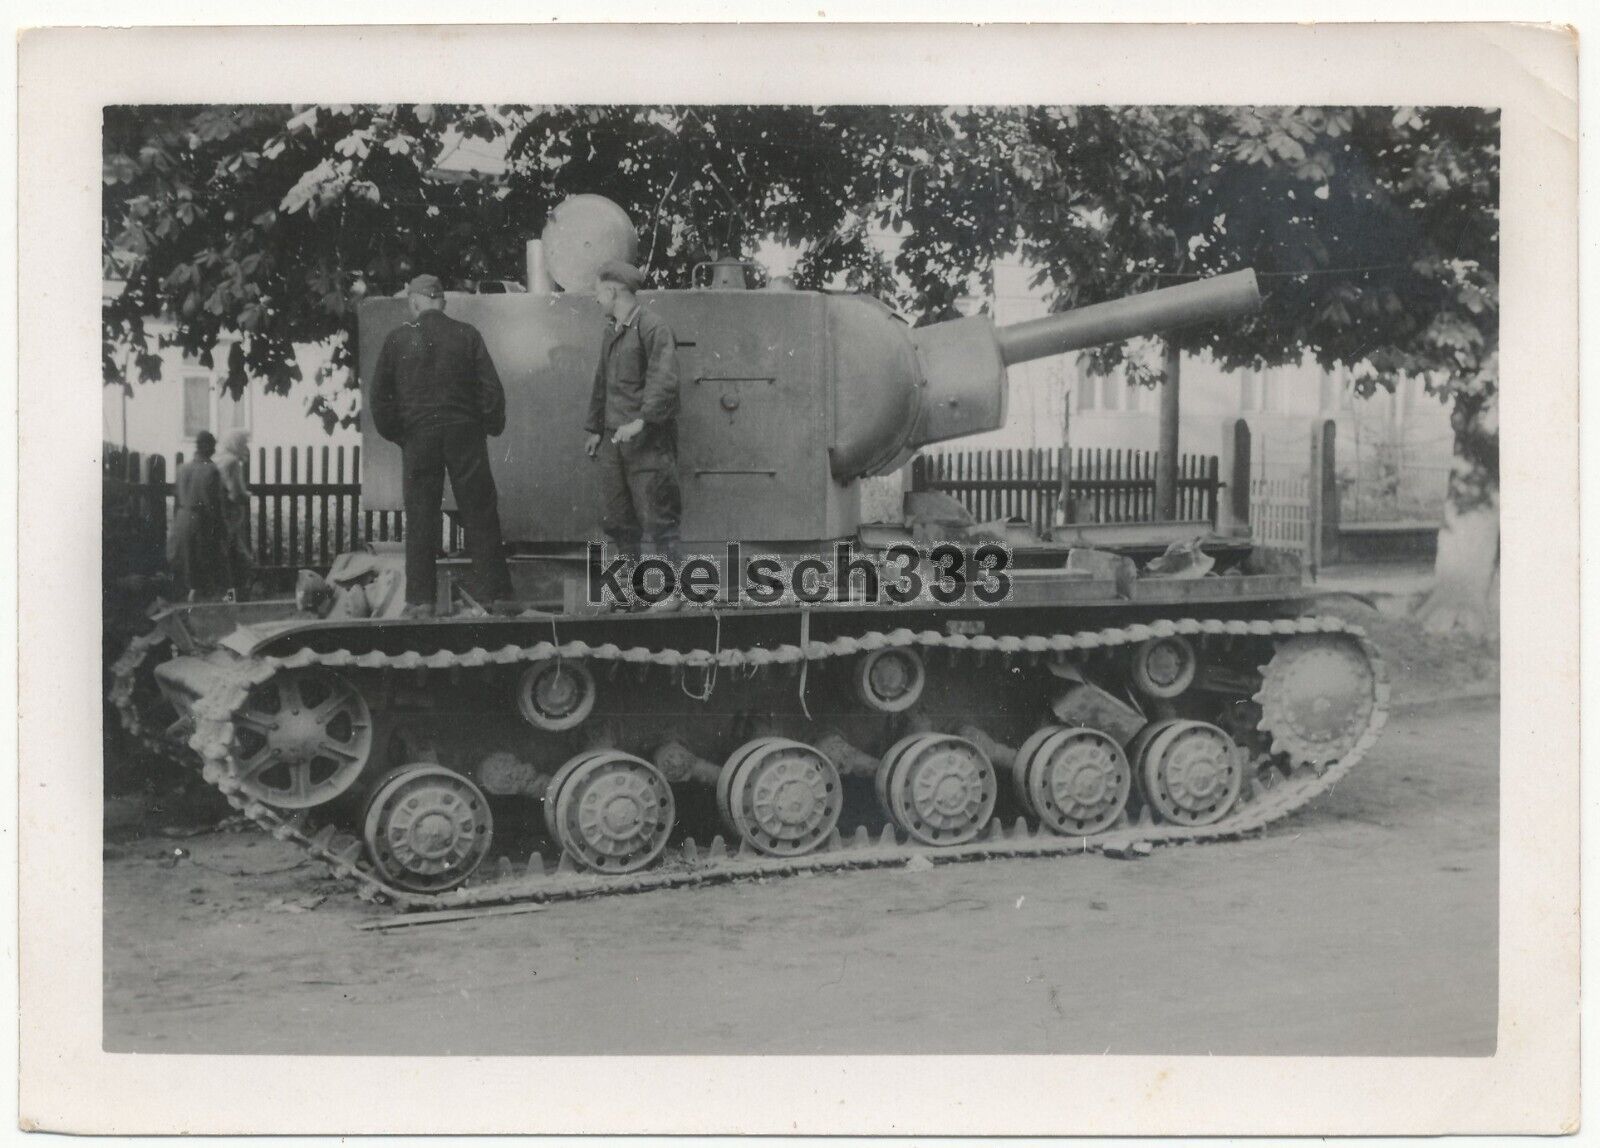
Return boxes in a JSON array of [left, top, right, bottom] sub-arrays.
[[220, 386, 252, 432], [1077, 380, 1097, 412], [181, 373, 213, 438], [1100, 375, 1121, 413], [1318, 371, 1338, 412], [1238, 370, 1261, 412]]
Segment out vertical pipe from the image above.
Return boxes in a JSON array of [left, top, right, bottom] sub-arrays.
[[255, 448, 266, 561], [1025, 449, 1036, 530], [1011, 449, 1020, 523], [1021, 449, 1031, 529], [1111, 449, 1123, 523], [272, 446, 283, 567], [334, 447, 346, 555], [1056, 445, 1070, 529], [1207, 455, 1221, 528], [1156, 340, 1181, 520], [319, 445, 331, 565], [1089, 449, 1099, 523], [1059, 368, 1072, 526], [353, 446, 364, 545], [289, 446, 300, 568]]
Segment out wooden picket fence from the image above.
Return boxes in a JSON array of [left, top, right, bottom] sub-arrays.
[[102, 442, 458, 585], [910, 447, 1221, 532]]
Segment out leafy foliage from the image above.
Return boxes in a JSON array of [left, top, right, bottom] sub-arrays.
[[104, 103, 1497, 500]]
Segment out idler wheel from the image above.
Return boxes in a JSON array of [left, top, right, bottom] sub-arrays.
[[717, 737, 843, 857], [230, 668, 373, 808], [516, 660, 597, 732], [1130, 635, 1197, 699], [1255, 635, 1377, 765], [544, 750, 674, 874], [853, 647, 926, 713], [1132, 719, 1242, 827], [362, 764, 493, 893], [1011, 725, 1131, 836], [876, 733, 997, 846]]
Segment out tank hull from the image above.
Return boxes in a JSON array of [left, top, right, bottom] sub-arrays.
[[119, 556, 1387, 911]]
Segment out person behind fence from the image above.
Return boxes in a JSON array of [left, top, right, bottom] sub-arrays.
[[216, 428, 256, 599], [371, 273, 517, 618], [584, 260, 683, 591], [166, 430, 227, 601]]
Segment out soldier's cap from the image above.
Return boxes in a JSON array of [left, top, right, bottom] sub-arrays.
[[407, 273, 445, 298], [596, 260, 645, 292]]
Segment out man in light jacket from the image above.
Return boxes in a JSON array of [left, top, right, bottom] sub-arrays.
[[584, 260, 683, 568]]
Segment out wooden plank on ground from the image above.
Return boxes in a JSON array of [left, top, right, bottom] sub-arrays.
[[354, 901, 551, 931]]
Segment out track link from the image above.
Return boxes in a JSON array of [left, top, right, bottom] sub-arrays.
[[114, 615, 1389, 913]]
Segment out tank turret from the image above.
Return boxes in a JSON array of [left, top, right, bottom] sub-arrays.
[[357, 197, 1260, 546]]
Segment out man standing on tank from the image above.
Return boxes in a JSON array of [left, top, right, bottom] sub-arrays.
[[371, 273, 516, 618], [584, 260, 683, 580]]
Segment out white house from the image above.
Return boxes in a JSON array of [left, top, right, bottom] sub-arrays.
[[102, 284, 359, 476], [101, 126, 510, 469], [946, 261, 1455, 520]]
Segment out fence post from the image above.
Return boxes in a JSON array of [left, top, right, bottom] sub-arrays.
[[1314, 418, 1340, 565], [1308, 418, 1340, 577], [145, 455, 168, 567], [1218, 418, 1252, 535]]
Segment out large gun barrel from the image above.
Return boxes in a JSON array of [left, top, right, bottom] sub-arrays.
[[905, 268, 1262, 453], [994, 269, 1261, 366]]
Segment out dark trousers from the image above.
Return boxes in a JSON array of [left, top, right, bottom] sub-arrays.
[[597, 425, 682, 562], [402, 423, 514, 605]]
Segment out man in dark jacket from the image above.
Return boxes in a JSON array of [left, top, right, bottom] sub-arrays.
[[584, 260, 682, 568], [371, 274, 515, 617]]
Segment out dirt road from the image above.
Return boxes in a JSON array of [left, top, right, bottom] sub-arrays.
[[103, 696, 1497, 1056]]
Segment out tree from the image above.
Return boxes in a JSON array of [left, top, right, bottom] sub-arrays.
[[104, 104, 524, 429], [851, 105, 1498, 632], [105, 103, 1498, 630]]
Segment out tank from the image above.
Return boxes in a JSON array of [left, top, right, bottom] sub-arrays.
[[112, 197, 1388, 912]]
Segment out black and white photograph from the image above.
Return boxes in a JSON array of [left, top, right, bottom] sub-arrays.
[[16, 17, 1582, 1137]]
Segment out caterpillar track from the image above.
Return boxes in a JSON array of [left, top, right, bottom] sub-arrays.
[[114, 612, 1388, 914]]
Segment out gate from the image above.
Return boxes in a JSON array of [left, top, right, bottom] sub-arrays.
[[1250, 476, 1317, 575]]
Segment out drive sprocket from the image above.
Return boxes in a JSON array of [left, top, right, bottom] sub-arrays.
[[1253, 634, 1378, 767]]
